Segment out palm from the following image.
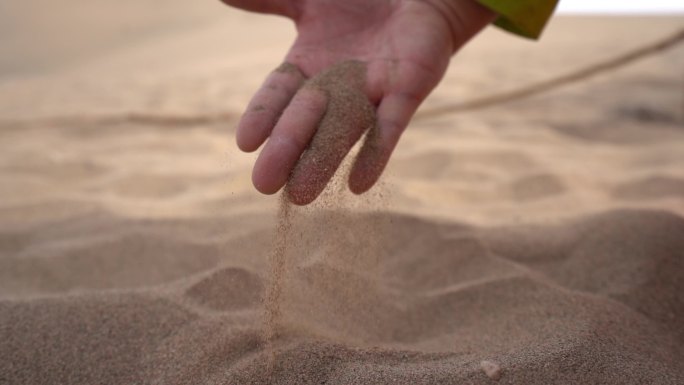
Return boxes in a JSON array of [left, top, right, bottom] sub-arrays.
[[286, 1, 453, 105], [224, 0, 489, 204]]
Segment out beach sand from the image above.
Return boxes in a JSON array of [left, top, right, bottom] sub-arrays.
[[0, 2, 683, 383]]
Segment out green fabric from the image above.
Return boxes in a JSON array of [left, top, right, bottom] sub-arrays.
[[477, 0, 559, 39]]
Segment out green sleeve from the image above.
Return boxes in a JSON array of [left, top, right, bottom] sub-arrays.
[[476, 0, 559, 39]]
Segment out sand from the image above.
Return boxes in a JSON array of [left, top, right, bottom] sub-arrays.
[[286, 60, 377, 205], [1, 2, 684, 384]]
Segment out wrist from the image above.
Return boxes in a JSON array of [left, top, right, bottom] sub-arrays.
[[422, 0, 496, 51]]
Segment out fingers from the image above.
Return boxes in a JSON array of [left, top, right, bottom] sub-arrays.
[[286, 87, 376, 206], [349, 92, 421, 194], [245, 59, 424, 202], [236, 63, 305, 152], [251, 87, 328, 195]]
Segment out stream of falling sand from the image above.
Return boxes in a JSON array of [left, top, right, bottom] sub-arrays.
[[261, 60, 378, 376], [264, 195, 291, 373]]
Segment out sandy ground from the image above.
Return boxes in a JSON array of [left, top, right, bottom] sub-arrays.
[[0, 1, 683, 383]]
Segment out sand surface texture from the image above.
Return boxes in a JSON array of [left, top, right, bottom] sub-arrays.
[[1, 2, 683, 384]]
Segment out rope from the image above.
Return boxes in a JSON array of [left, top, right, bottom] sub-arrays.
[[414, 27, 684, 121]]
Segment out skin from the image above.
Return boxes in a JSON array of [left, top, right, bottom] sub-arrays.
[[222, 0, 496, 204]]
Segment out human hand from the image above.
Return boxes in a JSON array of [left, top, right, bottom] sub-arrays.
[[223, 0, 495, 204]]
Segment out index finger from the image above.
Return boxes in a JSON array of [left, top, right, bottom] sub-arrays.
[[236, 63, 305, 152]]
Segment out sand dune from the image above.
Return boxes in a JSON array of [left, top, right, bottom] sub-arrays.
[[0, 3, 683, 384]]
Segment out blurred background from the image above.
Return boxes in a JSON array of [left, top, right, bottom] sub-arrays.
[[0, 0, 682, 224]]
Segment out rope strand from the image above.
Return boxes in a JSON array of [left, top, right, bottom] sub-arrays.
[[414, 27, 684, 121]]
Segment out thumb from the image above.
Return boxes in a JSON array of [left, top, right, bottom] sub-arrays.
[[219, 0, 300, 18]]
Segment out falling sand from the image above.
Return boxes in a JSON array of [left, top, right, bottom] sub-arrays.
[[263, 60, 380, 374], [263, 195, 292, 372]]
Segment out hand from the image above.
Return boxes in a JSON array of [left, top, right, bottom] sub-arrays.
[[224, 0, 494, 204]]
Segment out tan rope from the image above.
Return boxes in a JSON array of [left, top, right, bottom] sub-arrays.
[[414, 27, 684, 121]]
